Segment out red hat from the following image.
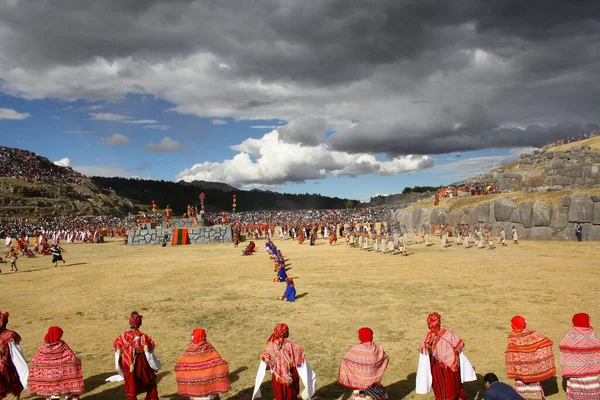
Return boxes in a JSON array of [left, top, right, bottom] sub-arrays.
[[427, 312, 441, 332], [267, 323, 289, 343], [129, 311, 143, 329], [191, 328, 207, 344], [511, 316, 527, 331], [358, 327, 373, 343], [573, 313, 591, 328], [44, 326, 64, 344]]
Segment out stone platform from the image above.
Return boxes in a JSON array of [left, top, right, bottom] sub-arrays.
[[127, 225, 232, 245]]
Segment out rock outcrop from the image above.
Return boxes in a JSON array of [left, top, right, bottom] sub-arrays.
[[394, 193, 600, 240]]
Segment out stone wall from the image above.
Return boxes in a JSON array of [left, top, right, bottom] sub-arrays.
[[128, 226, 232, 245], [462, 147, 600, 193], [394, 193, 600, 240]]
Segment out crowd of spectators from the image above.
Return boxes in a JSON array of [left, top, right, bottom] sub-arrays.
[[437, 182, 500, 199], [0, 215, 126, 238], [205, 207, 394, 226], [0, 146, 87, 184], [553, 130, 597, 147]]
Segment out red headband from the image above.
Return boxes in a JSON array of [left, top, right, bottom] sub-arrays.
[[268, 323, 289, 343], [192, 328, 207, 344], [129, 312, 143, 329], [573, 313, 591, 328], [44, 326, 64, 343], [511, 316, 526, 331], [358, 327, 373, 343]]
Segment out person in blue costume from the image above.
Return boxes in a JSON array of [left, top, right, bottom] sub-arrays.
[[279, 278, 296, 302], [274, 264, 288, 282]]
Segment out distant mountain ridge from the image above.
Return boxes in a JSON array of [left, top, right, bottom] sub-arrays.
[[178, 180, 238, 192]]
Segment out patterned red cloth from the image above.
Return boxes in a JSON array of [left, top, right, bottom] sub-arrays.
[[429, 352, 467, 400], [28, 327, 84, 397], [560, 314, 600, 378], [261, 325, 305, 386], [113, 330, 156, 373], [174, 329, 231, 397], [421, 314, 464, 372], [505, 319, 555, 383], [338, 341, 389, 390], [0, 327, 23, 399]]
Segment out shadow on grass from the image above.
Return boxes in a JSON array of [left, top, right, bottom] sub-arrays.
[[295, 292, 309, 299], [84, 371, 169, 399]]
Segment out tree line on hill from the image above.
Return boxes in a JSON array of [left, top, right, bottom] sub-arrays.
[[91, 177, 356, 213]]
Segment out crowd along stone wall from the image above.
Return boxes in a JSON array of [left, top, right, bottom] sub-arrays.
[[393, 193, 600, 241], [462, 147, 600, 193], [127, 226, 232, 245]]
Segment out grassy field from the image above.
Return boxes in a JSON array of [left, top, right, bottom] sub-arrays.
[[2, 237, 599, 399]]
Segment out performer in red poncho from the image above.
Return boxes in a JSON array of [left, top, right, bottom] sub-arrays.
[[338, 327, 389, 399], [0, 311, 29, 400], [175, 328, 231, 399], [252, 323, 316, 400], [416, 313, 476, 399], [505, 316, 555, 400], [113, 312, 162, 400], [560, 313, 600, 400], [28, 326, 84, 399]]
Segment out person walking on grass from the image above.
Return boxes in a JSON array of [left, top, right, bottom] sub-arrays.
[[51, 244, 65, 267]]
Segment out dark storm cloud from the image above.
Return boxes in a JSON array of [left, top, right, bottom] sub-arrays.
[[0, 0, 599, 157]]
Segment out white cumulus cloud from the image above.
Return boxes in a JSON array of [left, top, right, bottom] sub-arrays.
[[211, 119, 227, 125], [53, 157, 70, 167], [103, 133, 131, 146], [0, 108, 30, 120], [146, 136, 181, 152], [176, 131, 434, 187], [89, 112, 130, 121]]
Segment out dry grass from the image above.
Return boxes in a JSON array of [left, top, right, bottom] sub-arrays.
[[542, 136, 600, 153], [3, 237, 600, 399], [410, 189, 600, 211]]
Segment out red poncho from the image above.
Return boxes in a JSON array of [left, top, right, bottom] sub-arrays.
[[338, 328, 389, 390], [175, 329, 230, 397], [28, 326, 84, 396], [559, 313, 600, 378], [261, 324, 305, 385], [420, 313, 464, 372], [505, 316, 556, 383]]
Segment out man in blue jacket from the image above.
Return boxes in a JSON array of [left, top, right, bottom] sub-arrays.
[[484, 373, 524, 400]]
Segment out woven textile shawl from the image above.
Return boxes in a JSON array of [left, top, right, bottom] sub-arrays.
[[505, 328, 556, 383], [28, 340, 84, 396], [175, 339, 230, 397], [260, 339, 305, 385], [338, 342, 389, 390], [113, 331, 155, 372], [420, 328, 464, 372], [560, 327, 600, 378]]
